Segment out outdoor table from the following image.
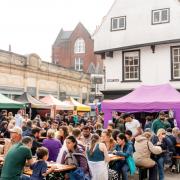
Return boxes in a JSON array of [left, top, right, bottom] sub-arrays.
[[109, 154, 124, 161], [176, 143, 180, 148], [24, 162, 76, 176]]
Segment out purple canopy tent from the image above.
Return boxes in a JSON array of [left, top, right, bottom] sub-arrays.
[[102, 84, 180, 128]]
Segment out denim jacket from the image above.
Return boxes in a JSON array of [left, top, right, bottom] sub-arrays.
[[113, 142, 133, 158]]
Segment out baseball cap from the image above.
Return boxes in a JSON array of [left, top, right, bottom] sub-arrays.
[[9, 126, 22, 135]]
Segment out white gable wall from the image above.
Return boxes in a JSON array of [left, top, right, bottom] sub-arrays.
[[94, 0, 180, 51], [103, 43, 180, 91]]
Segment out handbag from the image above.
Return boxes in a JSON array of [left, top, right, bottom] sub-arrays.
[[126, 156, 136, 176], [69, 167, 85, 180]]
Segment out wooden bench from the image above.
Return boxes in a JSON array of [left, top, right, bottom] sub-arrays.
[[173, 156, 180, 173]]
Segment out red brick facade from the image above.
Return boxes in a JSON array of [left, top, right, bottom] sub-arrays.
[[52, 23, 102, 74]]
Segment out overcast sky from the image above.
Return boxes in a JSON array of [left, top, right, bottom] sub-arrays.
[[0, 0, 114, 61]]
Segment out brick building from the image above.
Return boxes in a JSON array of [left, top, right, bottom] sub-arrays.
[[52, 22, 103, 74]]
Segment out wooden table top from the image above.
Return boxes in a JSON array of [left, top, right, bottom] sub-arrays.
[[176, 143, 180, 148], [24, 163, 76, 176], [109, 154, 124, 161]]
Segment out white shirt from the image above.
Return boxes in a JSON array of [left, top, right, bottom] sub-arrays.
[[125, 119, 141, 136]]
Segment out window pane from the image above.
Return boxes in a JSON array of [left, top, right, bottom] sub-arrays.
[[112, 18, 118, 29], [174, 56, 179, 63], [130, 66, 134, 72], [125, 60, 129, 65], [125, 73, 129, 79], [119, 18, 125, 28], [154, 11, 160, 22], [174, 63, 180, 70], [174, 70, 180, 77], [125, 66, 129, 72], [174, 49, 179, 56], [134, 58, 139, 65], [135, 72, 138, 78], [161, 9, 168, 21]]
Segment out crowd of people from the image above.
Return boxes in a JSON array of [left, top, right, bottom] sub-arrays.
[[0, 109, 179, 180]]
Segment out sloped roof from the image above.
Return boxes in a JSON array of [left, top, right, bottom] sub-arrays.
[[53, 22, 92, 47], [40, 95, 74, 110], [102, 84, 180, 110], [65, 97, 91, 111], [15, 92, 50, 109], [0, 93, 25, 109], [53, 29, 73, 47]]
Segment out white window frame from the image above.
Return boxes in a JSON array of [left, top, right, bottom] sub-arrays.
[[152, 8, 170, 25], [75, 58, 83, 71], [172, 47, 180, 80], [74, 38, 85, 54], [111, 16, 126, 31], [123, 50, 140, 81]]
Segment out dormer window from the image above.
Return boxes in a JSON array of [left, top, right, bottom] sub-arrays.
[[74, 38, 85, 54], [152, 8, 170, 25], [111, 16, 126, 31]]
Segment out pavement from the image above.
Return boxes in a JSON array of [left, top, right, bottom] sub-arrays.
[[128, 168, 180, 180]]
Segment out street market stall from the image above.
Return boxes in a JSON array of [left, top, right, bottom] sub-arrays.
[[0, 93, 25, 109], [40, 95, 74, 111], [66, 97, 91, 112], [102, 84, 180, 128]]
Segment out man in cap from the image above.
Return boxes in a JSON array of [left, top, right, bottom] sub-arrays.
[[3, 126, 22, 156], [152, 111, 171, 134], [121, 113, 142, 139]]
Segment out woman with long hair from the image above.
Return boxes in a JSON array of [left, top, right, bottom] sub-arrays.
[[61, 135, 91, 179], [112, 133, 134, 180], [101, 129, 116, 152], [56, 126, 69, 144], [86, 134, 110, 180]]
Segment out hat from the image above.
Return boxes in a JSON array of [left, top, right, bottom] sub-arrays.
[[159, 111, 166, 115], [9, 126, 22, 135], [120, 113, 131, 119]]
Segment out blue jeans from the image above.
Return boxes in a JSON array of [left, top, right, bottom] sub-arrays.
[[20, 174, 30, 180], [157, 157, 164, 180], [121, 163, 129, 180], [111, 160, 129, 180]]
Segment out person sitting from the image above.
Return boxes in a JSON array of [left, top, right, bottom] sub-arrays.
[[112, 133, 134, 180], [133, 131, 162, 180], [151, 129, 169, 180], [87, 134, 110, 180], [30, 147, 56, 180], [42, 129, 62, 162], [30, 127, 42, 156], [61, 135, 91, 179], [1, 136, 33, 180]]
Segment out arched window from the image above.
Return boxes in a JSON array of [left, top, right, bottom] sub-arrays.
[[74, 38, 85, 53]]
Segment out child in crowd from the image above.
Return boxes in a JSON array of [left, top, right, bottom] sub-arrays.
[[30, 147, 56, 180]]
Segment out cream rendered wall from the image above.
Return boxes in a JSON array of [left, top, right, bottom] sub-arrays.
[[94, 0, 180, 51], [104, 43, 180, 90]]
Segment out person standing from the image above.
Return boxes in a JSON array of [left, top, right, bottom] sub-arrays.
[[152, 111, 170, 134], [87, 134, 110, 180], [122, 113, 142, 139], [15, 110, 24, 128]]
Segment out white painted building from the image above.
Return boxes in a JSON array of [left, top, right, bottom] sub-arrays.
[[93, 0, 180, 99]]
